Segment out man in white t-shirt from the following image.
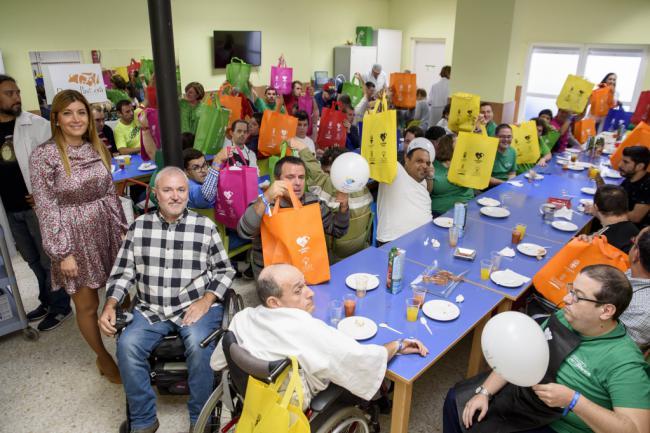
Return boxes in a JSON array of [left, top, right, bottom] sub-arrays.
[[210, 264, 428, 409], [377, 137, 435, 243], [293, 110, 315, 154], [363, 64, 387, 96]]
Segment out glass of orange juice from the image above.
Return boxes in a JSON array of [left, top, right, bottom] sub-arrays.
[[124, 155, 131, 165], [480, 259, 492, 280], [343, 294, 356, 317], [516, 223, 527, 238], [589, 166, 600, 180], [406, 298, 419, 322]]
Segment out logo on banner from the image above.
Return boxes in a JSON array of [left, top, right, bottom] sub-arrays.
[[68, 72, 100, 87]]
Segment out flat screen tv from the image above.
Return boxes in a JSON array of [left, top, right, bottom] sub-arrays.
[[213, 31, 261, 68]]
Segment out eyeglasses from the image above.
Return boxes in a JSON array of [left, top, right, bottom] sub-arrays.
[[566, 285, 610, 305], [188, 162, 209, 171]]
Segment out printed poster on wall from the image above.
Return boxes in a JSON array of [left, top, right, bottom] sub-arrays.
[[43, 63, 107, 104]]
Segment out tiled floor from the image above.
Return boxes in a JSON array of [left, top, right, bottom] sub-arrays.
[[0, 255, 470, 433]]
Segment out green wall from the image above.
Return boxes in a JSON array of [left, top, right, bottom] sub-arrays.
[[1, 0, 389, 111], [3, 0, 649, 111]]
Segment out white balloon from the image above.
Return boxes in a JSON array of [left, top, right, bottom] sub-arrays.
[[329, 152, 370, 193], [481, 311, 549, 387]]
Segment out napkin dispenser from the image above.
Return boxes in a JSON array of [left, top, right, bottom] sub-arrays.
[[453, 247, 476, 261], [547, 197, 571, 210]]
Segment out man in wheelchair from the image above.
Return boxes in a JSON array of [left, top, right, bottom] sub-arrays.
[[211, 263, 428, 409], [99, 167, 236, 433]]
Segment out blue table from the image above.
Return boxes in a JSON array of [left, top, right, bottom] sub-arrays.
[[311, 247, 503, 433], [112, 155, 157, 183]]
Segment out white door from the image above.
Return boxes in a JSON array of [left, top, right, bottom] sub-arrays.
[[412, 39, 446, 93]]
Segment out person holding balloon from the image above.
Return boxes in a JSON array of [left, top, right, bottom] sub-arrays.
[[290, 138, 373, 261], [442, 264, 650, 433]]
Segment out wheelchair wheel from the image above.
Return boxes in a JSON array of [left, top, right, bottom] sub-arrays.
[[193, 382, 225, 432], [311, 404, 371, 433]]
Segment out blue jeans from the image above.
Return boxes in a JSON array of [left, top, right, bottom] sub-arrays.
[[117, 305, 223, 429], [7, 209, 70, 314]]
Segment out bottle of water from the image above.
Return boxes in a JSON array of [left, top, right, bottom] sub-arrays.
[[453, 202, 467, 237]]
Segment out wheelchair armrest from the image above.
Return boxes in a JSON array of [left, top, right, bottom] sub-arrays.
[[200, 328, 225, 348], [309, 383, 346, 413]]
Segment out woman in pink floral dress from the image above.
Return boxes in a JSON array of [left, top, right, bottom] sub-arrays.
[[30, 90, 127, 384]]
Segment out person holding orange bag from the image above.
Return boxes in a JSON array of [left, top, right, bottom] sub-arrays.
[[237, 156, 350, 279]]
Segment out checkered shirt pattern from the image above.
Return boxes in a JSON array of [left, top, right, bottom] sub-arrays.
[[106, 209, 235, 325]]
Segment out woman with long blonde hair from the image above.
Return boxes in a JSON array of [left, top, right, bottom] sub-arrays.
[[30, 89, 127, 384]]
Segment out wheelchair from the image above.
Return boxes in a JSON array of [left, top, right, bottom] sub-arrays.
[[118, 289, 244, 433], [192, 330, 382, 433]]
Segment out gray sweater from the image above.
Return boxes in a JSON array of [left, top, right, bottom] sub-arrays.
[[237, 191, 349, 278]]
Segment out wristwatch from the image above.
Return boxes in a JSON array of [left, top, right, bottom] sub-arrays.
[[475, 385, 492, 400]]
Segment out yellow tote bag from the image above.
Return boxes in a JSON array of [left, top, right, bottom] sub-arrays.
[[236, 356, 309, 433], [556, 75, 594, 113], [448, 92, 480, 133], [114, 66, 129, 81], [511, 121, 541, 165], [448, 132, 499, 190], [361, 95, 398, 184]]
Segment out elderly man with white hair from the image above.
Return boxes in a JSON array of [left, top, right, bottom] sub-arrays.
[[99, 166, 236, 433], [363, 64, 388, 95], [377, 137, 436, 244]]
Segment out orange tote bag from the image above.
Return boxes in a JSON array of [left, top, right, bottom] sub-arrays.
[[609, 121, 650, 171], [258, 110, 298, 156], [261, 189, 330, 284], [218, 86, 243, 129], [533, 236, 629, 308], [589, 85, 614, 117], [573, 118, 596, 143], [389, 73, 417, 109]]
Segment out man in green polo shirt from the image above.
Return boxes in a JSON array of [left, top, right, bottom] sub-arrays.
[[479, 102, 497, 137], [489, 123, 517, 186], [253, 86, 285, 113], [444, 264, 650, 433], [113, 100, 141, 155]]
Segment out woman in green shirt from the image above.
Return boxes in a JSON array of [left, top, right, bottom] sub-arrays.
[[431, 135, 474, 217], [179, 81, 205, 134], [517, 117, 553, 175]]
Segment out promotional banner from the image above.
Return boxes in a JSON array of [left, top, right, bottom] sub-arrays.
[[43, 63, 107, 103]]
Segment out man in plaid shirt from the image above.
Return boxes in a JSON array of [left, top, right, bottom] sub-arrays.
[[99, 167, 236, 433]]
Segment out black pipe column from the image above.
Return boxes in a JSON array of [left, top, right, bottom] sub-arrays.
[[147, 0, 182, 168]]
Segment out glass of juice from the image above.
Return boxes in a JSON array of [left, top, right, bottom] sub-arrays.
[[516, 223, 527, 239], [124, 155, 131, 165], [355, 274, 369, 298], [562, 162, 569, 171], [412, 285, 426, 307], [406, 298, 419, 322], [570, 153, 578, 163], [511, 227, 522, 244], [480, 259, 492, 280], [328, 300, 343, 326], [448, 226, 460, 247], [343, 294, 356, 317]]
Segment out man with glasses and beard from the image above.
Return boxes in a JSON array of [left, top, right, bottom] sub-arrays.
[[442, 264, 650, 433], [0, 74, 71, 331]]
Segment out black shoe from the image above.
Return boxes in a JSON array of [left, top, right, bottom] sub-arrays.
[[37, 310, 73, 331], [26, 305, 49, 322], [242, 265, 254, 280]]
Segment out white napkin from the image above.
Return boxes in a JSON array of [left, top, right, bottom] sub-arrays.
[[508, 180, 523, 187], [554, 207, 573, 221], [500, 268, 531, 284], [455, 294, 465, 303], [430, 238, 441, 248], [498, 247, 515, 257]]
